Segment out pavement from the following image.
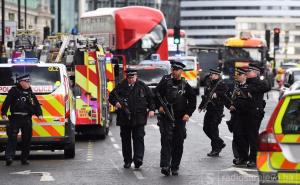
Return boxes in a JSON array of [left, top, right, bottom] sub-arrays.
[[0, 89, 279, 185]]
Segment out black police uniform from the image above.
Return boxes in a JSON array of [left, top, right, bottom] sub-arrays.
[[198, 69, 228, 157], [226, 68, 249, 163], [155, 61, 196, 175], [108, 69, 155, 168], [1, 74, 42, 165], [235, 64, 270, 166]]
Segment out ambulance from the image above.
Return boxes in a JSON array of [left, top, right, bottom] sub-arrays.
[[0, 58, 76, 158]]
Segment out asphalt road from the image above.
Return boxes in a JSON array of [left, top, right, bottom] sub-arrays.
[[0, 89, 279, 185]]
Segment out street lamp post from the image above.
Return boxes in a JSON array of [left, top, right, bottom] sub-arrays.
[[24, 0, 27, 29], [18, 0, 21, 28]]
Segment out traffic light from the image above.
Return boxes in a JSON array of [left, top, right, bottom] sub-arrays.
[[265, 30, 270, 49], [274, 27, 280, 49], [173, 25, 180, 44]]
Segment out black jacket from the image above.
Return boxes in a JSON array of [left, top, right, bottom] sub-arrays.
[[244, 77, 270, 111], [1, 85, 42, 117], [109, 79, 155, 127], [155, 74, 196, 120], [199, 79, 228, 112]]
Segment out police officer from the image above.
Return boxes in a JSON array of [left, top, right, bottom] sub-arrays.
[[233, 64, 270, 167], [155, 61, 196, 176], [109, 69, 155, 169], [227, 68, 248, 165], [1, 74, 43, 166], [198, 69, 228, 157]]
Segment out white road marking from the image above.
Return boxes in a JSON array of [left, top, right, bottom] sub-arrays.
[[110, 159, 121, 172], [224, 136, 233, 141], [222, 167, 257, 178], [87, 141, 94, 161], [110, 137, 116, 142], [133, 170, 145, 180], [113, 144, 120, 149], [108, 131, 113, 136], [11, 170, 55, 182]]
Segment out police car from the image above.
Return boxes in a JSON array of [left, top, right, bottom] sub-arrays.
[[257, 90, 300, 184], [0, 58, 76, 158]]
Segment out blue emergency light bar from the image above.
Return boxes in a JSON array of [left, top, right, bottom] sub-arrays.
[[12, 58, 39, 64]]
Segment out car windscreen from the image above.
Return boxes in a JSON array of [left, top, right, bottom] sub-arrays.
[[180, 59, 195, 71], [0, 66, 61, 94], [281, 99, 300, 134], [137, 68, 168, 86], [293, 71, 300, 81]]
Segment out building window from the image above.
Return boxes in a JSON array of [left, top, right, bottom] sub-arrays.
[[8, 13, 15, 21], [294, 47, 300, 54], [35, 16, 38, 24]]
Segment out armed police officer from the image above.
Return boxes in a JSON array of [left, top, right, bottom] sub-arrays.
[[226, 68, 248, 165], [155, 61, 196, 176], [198, 69, 228, 157], [109, 69, 155, 169], [232, 63, 270, 167], [1, 74, 42, 166]]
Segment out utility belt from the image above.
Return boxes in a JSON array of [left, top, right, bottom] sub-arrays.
[[9, 112, 31, 119]]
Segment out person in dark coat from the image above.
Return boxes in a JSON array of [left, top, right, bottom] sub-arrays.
[[232, 64, 270, 167], [155, 61, 196, 176], [226, 68, 249, 165], [198, 69, 228, 157], [109, 69, 155, 169], [1, 74, 43, 166]]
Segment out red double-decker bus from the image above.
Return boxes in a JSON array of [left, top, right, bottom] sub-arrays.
[[80, 6, 168, 66]]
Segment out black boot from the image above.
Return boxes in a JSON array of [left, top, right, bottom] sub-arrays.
[[207, 150, 219, 157], [233, 158, 247, 166], [161, 167, 170, 176], [134, 160, 143, 169], [246, 161, 256, 168], [21, 160, 30, 165], [6, 158, 13, 166], [123, 162, 131, 169]]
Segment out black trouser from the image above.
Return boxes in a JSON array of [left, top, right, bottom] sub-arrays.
[[203, 110, 224, 151], [160, 118, 186, 170], [230, 112, 239, 159], [5, 116, 32, 161], [120, 126, 145, 164], [236, 110, 264, 162]]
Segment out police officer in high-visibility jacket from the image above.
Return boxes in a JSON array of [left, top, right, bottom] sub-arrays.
[[1, 74, 43, 166], [155, 61, 196, 176]]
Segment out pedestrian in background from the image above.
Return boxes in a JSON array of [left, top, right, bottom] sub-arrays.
[[1, 74, 43, 166], [198, 69, 228, 157], [155, 61, 196, 176], [109, 69, 155, 169]]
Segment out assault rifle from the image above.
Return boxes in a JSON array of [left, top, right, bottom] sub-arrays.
[[156, 91, 175, 122], [201, 80, 222, 110], [113, 91, 131, 120]]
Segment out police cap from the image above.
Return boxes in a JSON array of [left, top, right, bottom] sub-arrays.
[[236, 68, 247, 75], [16, 74, 30, 82], [125, 68, 138, 77], [248, 63, 261, 72], [170, 60, 185, 70], [209, 68, 221, 75]]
